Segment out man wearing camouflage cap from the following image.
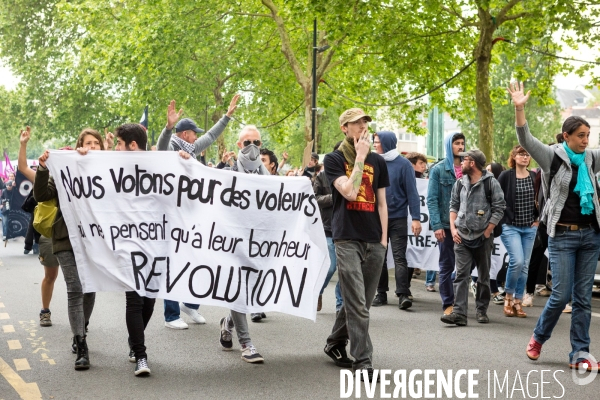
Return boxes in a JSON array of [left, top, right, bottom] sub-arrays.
[[322, 108, 389, 382]]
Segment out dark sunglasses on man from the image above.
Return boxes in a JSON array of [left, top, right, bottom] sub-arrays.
[[243, 139, 261, 147]]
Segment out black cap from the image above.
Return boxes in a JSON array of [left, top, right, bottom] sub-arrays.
[[175, 118, 204, 134], [311, 152, 319, 161], [458, 149, 486, 167]]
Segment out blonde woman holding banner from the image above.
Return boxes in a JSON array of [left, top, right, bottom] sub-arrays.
[[509, 81, 600, 371]]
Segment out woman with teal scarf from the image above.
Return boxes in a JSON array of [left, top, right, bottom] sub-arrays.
[[510, 81, 600, 372]]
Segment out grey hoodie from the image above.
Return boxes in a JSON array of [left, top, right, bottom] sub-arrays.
[[516, 122, 600, 237], [449, 170, 505, 240]]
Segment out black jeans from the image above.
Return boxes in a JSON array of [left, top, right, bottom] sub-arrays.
[[376, 218, 412, 296], [126, 291, 156, 361]]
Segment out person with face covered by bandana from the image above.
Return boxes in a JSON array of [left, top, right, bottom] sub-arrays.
[[218, 125, 269, 363]]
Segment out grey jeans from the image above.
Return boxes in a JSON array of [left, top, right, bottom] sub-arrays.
[[228, 310, 251, 346], [453, 235, 493, 316], [326, 240, 386, 370], [56, 250, 96, 337]]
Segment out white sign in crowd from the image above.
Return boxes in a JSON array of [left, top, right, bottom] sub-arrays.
[[400, 178, 509, 279], [47, 153, 508, 322], [46, 151, 330, 321]]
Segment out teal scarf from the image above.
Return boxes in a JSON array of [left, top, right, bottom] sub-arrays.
[[562, 142, 594, 215]]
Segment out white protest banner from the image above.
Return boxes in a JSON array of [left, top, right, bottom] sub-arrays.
[[46, 151, 330, 321], [387, 178, 508, 279]]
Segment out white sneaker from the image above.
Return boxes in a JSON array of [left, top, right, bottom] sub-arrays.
[[164, 318, 188, 330], [241, 344, 264, 363], [562, 304, 572, 313], [180, 303, 206, 324], [522, 293, 534, 307]]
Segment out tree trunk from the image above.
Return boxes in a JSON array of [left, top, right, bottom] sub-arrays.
[[474, 10, 495, 162]]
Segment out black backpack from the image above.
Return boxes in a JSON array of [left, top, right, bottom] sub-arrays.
[[455, 177, 503, 237]]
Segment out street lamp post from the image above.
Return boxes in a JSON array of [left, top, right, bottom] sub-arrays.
[[311, 18, 329, 152]]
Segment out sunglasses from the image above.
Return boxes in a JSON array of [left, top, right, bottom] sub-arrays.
[[243, 140, 261, 147]]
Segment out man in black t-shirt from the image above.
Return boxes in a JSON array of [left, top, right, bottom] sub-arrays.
[[322, 108, 389, 382]]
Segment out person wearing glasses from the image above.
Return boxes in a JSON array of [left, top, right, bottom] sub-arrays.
[[156, 95, 240, 330], [218, 125, 268, 363], [509, 82, 600, 371], [497, 145, 538, 318], [442, 149, 505, 326]]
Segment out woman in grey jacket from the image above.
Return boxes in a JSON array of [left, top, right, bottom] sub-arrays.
[[509, 82, 600, 371]]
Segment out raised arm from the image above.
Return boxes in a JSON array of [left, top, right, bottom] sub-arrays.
[[508, 81, 555, 172], [18, 127, 36, 182], [279, 151, 288, 172], [193, 94, 240, 155], [332, 132, 371, 202], [33, 150, 57, 203]]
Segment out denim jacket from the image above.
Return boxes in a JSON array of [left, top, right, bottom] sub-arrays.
[[449, 171, 506, 240], [427, 162, 457, 231]]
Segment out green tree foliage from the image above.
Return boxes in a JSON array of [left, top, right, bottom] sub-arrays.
[[463, 52, 563, 165], [1, 0, 599, 166]]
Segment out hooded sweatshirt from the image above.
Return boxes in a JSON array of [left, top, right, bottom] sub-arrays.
[[376, 131, 420, 220], [426, 132, 463, 231]]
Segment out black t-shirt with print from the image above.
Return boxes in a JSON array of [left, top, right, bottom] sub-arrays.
[[324, 150, 390, 242]]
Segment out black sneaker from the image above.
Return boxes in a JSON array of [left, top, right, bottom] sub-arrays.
[[359, 367, 380, 382], [135, 358, 151, 376], [476, 312, 489, 324], [129, 349, 136, 363], [251, 313, 262, 322], [399, 295, 412, 310], [219, 317, 233, 351], [324, 343, 353, 368], [372, 293, 387, 307], [440, 312, 467, 326]]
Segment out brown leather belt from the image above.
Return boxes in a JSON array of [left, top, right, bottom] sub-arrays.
[[555, 223, 593, 232]]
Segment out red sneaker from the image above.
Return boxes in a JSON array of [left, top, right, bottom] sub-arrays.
[[569, 360, 600, 372], [526, 336, 542, 360]]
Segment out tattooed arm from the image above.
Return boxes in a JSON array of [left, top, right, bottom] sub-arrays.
[[332, 131, 371, 202]]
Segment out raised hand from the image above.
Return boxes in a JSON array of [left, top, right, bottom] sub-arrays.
[[282, 151, 288, 161], [38, 149, 50, 168], [20, 126, 31, 144], [166, 100, 184, 130], [226, 94, 241, 117], [354, 130, 371, 161], [105, 130, 114, 150], [222, 150, 235, 163], [507, 81, 531, 108]]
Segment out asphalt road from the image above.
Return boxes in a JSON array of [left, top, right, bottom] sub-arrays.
[[1, 237, 600, 399]]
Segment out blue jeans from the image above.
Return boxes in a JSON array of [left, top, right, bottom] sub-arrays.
[[500, 225, 537, 299], [425, 270, 437, 286], [164, 300, 199, 322], [438, 229, 455, 310], [321, 237, 344, 310], [533, 228, 600, 362]]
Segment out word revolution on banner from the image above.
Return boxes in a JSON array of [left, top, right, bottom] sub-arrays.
[[46, 151, 330, 321]]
